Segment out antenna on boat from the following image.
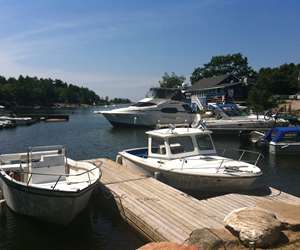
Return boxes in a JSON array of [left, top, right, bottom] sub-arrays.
[[168, 124, 176, 133], [198, 119, 207, 131], [185, 120, 189, 132]]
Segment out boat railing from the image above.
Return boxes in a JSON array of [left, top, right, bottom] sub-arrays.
[[176, 149, 263, 172], [9, 161, 102, 190], [217, 148, 264, 166]]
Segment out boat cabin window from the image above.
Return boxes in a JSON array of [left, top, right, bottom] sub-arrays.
[[196, 134, 214, 151], [169, 136, 194, 154], [151, 137, 166, 155], [161, 107, 178, 113], [132, 102, 156, 107]]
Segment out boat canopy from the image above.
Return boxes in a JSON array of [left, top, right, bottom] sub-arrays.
[[264, 126, 300, 143]]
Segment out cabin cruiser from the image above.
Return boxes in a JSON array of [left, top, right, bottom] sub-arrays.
[[198, 103, 289, 133], [117, 127, 263, 192], [98, 88, 195, 127], [0, 145, 101, 225], [250, 127, 300, 155]]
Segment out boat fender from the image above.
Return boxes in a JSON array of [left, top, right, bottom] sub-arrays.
[[116, 155, 123, 165]]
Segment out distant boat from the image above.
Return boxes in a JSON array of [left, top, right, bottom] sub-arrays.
[[251, 126, 300, 155], [0, 145, 102, 225], [0, 116, 35, 126], [117, 127, 263, 192], [197, 103, 289, 133], [0, 120, 16, 129]]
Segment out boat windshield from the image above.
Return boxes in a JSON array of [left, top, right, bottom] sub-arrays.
[[151, 137, 166, 155], [195, 134, 214, 151], [131, 102, 156, 107], [221, 106, 248, 117], [146, 88, 185, 101], [168, 136, 194, 154]]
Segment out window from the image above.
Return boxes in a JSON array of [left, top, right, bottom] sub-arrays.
[[196, 134, 214, 151], [161, 108, 178, 113], [151, 137, 166, 155], [132, 102, 156, 107], [169, 136, 194, 154]]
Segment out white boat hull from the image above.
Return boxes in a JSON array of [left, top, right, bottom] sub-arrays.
[[120, 155, 262, 192], [205, 119, 288, 134], [0, 174, 98, 225], [269, 142, 300, 155], [102, 112, 194, 128]]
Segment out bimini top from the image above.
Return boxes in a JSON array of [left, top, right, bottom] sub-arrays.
[[146, 127, 212, 138], [264, 126, 300, 143]]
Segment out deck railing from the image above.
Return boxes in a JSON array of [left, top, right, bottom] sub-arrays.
[[175, 148, 263, 173]]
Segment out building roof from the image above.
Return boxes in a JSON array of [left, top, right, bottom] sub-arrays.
[[189, 74, 240, 91]]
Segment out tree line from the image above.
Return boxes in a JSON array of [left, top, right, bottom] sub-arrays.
[[158, 53, 300, 113], [0, 75, 130, 107]]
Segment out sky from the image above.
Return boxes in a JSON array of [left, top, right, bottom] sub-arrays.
[[0, 0, 299, 100]]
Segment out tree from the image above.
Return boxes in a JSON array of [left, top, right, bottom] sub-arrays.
[[159, 72, 186, 88], [190, 53, 256, 84], [0, 74, 105, 106], [247, 87, 277, 117], [256, 63, 300, 95]]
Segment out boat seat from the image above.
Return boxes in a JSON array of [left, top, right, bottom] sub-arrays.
[[30, 154, 66, 184]]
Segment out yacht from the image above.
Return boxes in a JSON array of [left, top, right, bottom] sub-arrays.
[[97, 88, 195, 127], [0, 145, 101, 225], [198, 103, 289, 133], [116, 127, 263, 192]]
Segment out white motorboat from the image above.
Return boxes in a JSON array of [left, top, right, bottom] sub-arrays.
[[0, 116, 35, 126], [97, 88, 195, 127], [199, 103, 288, 133], [0, 145, 101, 225], [117, 127, 263, 192]]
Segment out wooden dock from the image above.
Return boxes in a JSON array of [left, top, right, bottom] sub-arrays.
[[91, 158, 300, 244]]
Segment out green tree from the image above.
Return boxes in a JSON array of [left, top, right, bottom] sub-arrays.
[[190, 53, 256, 84], [247, 87, 277, 117], [159, 72, 186, 88], [257, 63, 300, 95]]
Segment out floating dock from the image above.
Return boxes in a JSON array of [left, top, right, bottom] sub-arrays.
[[91, 158, 300, 244]]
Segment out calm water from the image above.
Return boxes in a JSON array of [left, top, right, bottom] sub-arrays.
[[0, 106, 299, 250]]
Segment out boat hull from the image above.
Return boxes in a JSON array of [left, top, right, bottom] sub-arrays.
[[269, 143, 300, 155], [102, 112, 194, 128], [119, 155, 262, 192], [205, 119, 288, 134], [0, 174, 98, 225]]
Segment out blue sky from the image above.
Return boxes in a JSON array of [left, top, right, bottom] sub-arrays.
[[0, 0, 299, 100]]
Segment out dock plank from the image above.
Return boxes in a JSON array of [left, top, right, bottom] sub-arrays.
[[90, 158, 300, 244]]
